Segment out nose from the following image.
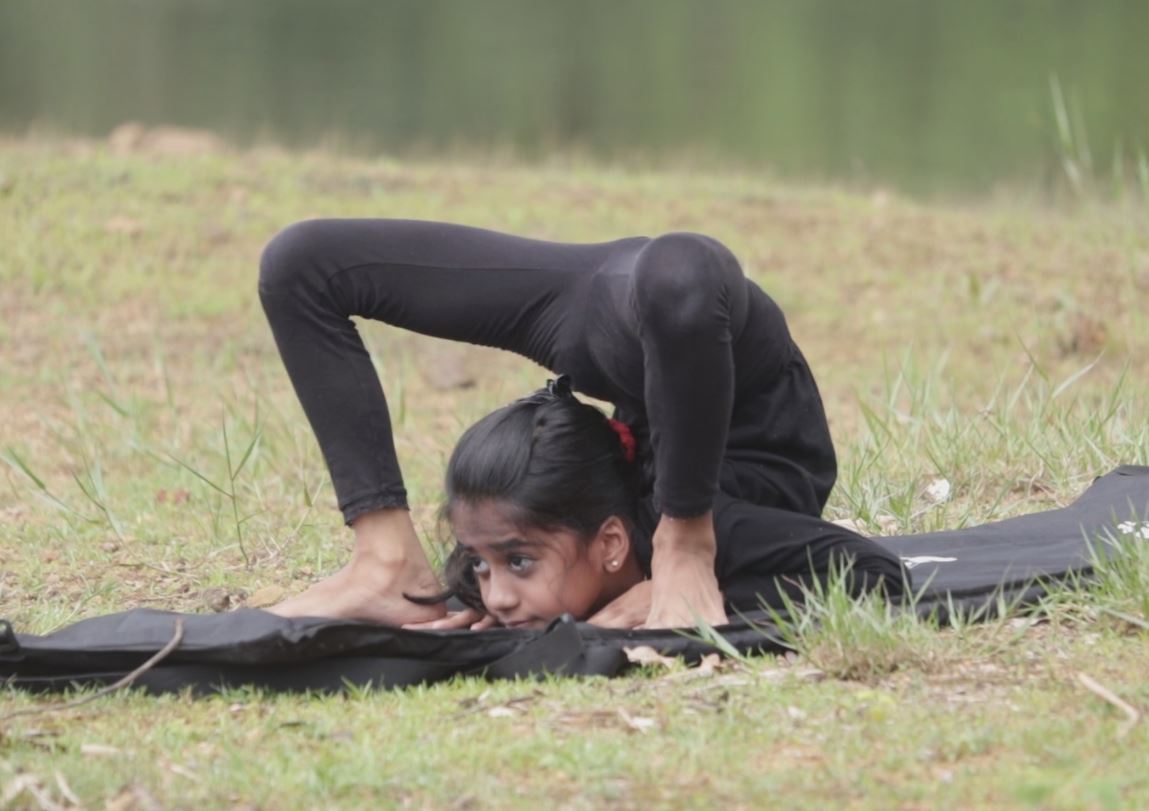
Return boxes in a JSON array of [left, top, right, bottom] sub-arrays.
[[483, 570, 520, 615]]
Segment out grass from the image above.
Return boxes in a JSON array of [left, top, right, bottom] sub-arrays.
[[1, 134, 1148, 809]]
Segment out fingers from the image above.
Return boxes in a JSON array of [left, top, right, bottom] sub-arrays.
[[643, 604, 729, 629], [587, 579, 654, 629], [469, 614, 498, 630], [587, 607, 643, 629], [586, 609, 615, 627], [402, 608, 486, 630], [586, 607, 610, 626], [643, 586, 728, 629], [587, 603, 622, 627], [643, 601, 728, 629]]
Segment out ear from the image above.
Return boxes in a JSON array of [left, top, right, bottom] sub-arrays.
[[590, 515, 631, 573]]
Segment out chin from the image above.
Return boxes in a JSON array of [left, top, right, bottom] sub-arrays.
[[500, 618, 545, 630], [500, 608, 591, 629]]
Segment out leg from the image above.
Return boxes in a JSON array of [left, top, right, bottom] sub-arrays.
[[711, 495, 907, 612], [259, 218, 625, 523], [720, 347, 838, 516], [258, 218, 625, 622]]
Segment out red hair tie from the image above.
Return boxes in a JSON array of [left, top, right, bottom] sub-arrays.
[[607, 418, 637, 463]]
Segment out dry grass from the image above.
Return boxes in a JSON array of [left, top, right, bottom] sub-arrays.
[[1, 136, 1148, 809]]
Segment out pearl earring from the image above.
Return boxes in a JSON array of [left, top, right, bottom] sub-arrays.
[[608, 560, 618, 570]]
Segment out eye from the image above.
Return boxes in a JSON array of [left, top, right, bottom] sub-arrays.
[[469, 556, 490, 575], [507, 554, 534, 573]]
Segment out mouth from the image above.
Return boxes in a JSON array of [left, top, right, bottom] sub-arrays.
[[501, 619, 541, 630]]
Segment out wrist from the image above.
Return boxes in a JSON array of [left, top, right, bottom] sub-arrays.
[[651, 511, 717, 557], [650, 544, 716, 567]]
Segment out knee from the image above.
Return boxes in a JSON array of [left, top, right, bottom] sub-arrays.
[[258, 219, 336, 298], [632, 232, 743, 333]]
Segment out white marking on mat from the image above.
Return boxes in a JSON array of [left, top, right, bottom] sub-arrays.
[[900, 555, 958, 570]]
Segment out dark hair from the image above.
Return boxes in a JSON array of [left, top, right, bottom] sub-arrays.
[[417, 376, 648, 612]]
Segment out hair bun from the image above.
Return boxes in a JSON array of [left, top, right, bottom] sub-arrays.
[[546, 374, 574, 399]]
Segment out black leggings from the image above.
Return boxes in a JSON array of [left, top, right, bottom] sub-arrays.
[[258, 219, 907, 608], [705, 495, 906, 610]]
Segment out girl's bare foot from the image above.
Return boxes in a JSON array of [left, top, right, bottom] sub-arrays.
[[267, 507, 448, 625], [267, 556, 446, 625]]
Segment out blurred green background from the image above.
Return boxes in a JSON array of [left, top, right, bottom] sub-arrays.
[[2, 0, 1148, 197]]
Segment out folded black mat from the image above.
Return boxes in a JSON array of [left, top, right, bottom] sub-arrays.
[[3, 466, 1146, 695]]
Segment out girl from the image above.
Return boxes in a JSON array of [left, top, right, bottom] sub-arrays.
[[257, 219, 892, 628], [410, 377, 905, 630]]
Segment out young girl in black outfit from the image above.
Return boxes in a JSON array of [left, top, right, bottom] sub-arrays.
[[257, 219, 905, 629]]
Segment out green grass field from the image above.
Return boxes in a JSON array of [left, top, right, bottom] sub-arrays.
[[1, 136, 1148, 810]]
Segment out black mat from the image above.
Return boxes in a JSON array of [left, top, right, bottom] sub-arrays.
[[3, 466, 1146, 695]]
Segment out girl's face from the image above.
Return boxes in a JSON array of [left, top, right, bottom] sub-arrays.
[[449, 500, 616, 628]]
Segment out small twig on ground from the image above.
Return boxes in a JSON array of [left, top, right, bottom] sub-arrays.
[[54, 771, 81, 807], [1099, 606, 1149, 632], [113, 560, 202, 582], [0, 618, 184, 724], [1076, 671, 1141, 739], [1, 774, 68, 811]]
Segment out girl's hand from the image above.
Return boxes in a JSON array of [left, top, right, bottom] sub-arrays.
[[588, 580, 653, 629], [402, 608, 497, 631], [645, 512, 728, 629]]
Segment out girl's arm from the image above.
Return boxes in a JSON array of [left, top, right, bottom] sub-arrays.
[[630, 233, 748, 627]]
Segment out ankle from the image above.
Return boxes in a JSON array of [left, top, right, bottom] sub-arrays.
[[350, 508, 429, 568], [346, 542, 440, 589], [352, 507, 416, 536], [347, 547, 411, 573]]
